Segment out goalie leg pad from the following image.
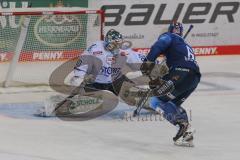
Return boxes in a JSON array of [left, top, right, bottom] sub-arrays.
[[35, 95, 66, 117]]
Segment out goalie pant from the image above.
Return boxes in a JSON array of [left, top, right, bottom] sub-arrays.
[[149, 67, 201, 125], [83, 75, 133, 96]]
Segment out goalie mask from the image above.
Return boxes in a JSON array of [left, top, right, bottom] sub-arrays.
[[168, 22, 183, 36], [104, 29, 123, 53]]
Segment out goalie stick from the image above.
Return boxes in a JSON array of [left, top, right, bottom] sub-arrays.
[[36, 75, 102, 117], [34, 83, 86, 117], [133, 24, 194, 117], [52, 80, 88, 114]]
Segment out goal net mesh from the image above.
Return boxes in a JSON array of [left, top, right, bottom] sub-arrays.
[[0, 8, 104, 87]]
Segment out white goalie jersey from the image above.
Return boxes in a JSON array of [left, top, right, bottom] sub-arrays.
[[72, 41, 145, 85]]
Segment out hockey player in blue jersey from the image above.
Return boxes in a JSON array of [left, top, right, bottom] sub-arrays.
[[140, 22, 201, 147]]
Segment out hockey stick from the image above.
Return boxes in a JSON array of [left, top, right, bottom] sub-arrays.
[[133, 76, 153, 117], [133, 89, 152, 117], [53, 94, 76, 113], [183, 25, 194, 39], [132, 57, 168, 117]]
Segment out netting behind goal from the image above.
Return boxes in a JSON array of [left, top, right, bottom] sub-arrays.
[[0, 8, 104, 87]]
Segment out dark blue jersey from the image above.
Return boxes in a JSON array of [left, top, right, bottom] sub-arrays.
[[146, 32, 200, 73]]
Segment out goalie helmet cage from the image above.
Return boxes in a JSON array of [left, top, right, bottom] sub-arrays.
[[0, 8, 104, 87]]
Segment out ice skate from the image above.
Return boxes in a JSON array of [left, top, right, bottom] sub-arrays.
[[34, 95, 66, 117], [173, 122, 195, 147]]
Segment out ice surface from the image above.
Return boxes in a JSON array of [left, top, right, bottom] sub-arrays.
[[0, 55, 240, 160]]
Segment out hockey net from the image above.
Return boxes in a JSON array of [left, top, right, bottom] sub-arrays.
[[0, 7, 104, 87]]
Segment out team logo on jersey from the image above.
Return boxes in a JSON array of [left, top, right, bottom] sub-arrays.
[[75, 59, 83, 67], [106, 55, 116, 64]]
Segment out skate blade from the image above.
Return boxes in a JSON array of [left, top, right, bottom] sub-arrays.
[[174, 140, 194, 147]]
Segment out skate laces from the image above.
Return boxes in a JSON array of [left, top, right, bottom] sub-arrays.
[[173, 122, 189, 141]]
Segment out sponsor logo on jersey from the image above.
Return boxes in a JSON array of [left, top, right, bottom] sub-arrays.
[[101, 66, 121, 76], [120, 51, 129, 56], [106, 55, 116, 64], [134, 48, 150, 55], [93, 51, 103, 55]]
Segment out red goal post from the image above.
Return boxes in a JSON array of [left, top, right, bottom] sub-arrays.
[[0, 8, 105, 41], [0, 7, 105, 87]]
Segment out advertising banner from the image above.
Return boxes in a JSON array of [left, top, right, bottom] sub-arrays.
[[0, 0, 240, 64], [89, 0, 240, 55], [0, 0, 89, 62]]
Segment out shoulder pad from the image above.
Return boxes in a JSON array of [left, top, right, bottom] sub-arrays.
[[86, 41, 105, 56], [138, 53, 146, 62], [157, 33, 172, 45], [87, 43, 97, 53], [158, 33, 171, 40]]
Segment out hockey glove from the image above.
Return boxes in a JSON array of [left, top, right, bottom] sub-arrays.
[[70, 76, 82, 87], [83, 74, 95, 84], [149, 77, 165, 89], [152, 80, 175, 96]]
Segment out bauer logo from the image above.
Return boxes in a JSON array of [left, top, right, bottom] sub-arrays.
[[34, 15, 82, 47]]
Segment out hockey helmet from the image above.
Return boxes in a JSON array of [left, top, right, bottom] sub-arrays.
[[104, 29, 123, 52], [168, 22, 183, 36]]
